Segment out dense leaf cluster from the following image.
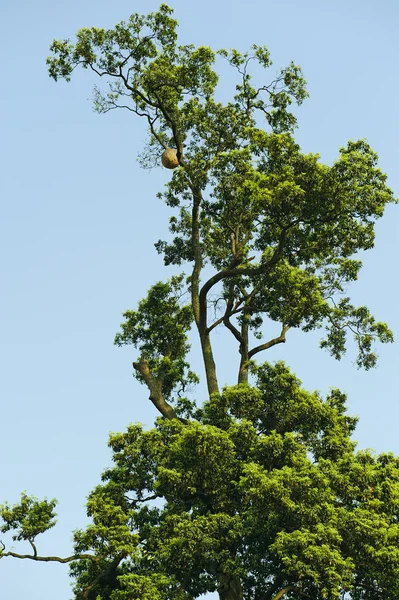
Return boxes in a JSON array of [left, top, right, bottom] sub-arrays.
[[114, 276, 198, 400], [3, 364, 399, 599]]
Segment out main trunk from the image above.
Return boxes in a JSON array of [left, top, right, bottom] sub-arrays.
[[217, 574, 243, 600], [237, 355, 249, 385], [189, 184, 219, 397], [237, 314, 249, 385], [200, 330, 219, 396]]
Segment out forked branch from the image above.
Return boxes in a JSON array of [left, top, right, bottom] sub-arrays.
[[271, 586, 312, 600]]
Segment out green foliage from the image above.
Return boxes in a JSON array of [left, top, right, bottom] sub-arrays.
[[47, 5, 395, 373], [114, 275, 198, 400], [42, 364, 399, 599], [1, 4, 397, 600], [114, 276, 191, 357], [0, 494, 57, 543], [184, 132, 393, 368]]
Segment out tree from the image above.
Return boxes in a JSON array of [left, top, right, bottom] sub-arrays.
[[1, 4, 398, 600]]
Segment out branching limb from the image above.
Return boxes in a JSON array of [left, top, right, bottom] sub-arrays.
[[0, 549, 98, 564], [117, 63, 161, 110], [133, 359, 178, 420], [207, 304, 244, 334], [151, 90, 183, 158], [82, 554, 124, 600], [190, 184, 203, 327], [28, 538, 37, 557], [271, 587, 312, 600], [248, 325, 290, 358], [199, 228, 287, 312], [124, 493, 159, 507], [221, 284, 244, 344]]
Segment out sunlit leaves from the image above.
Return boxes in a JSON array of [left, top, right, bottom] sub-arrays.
[[62, 362, 399, 599], [114, 275, 198, 399], [47, 4, 395, 371], [39, 5, 399, 600], [0, 494, 57, 543]]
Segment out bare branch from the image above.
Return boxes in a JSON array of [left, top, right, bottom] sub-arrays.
[[223, 314, 243, 345], [0, 550, 98, 564], [87, 62, 161, 113], [28, 539, 37, 557], [207, 305, 244, 334], [223, 286, 244, 345], [248, 325, 290, 358]]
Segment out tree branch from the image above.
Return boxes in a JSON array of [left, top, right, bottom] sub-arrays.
[[0, 550, 98, 564], [271, 587, 312, 600], [28, 538, 37, 557], [199, 229, 287, 313], [82, 554, 124, 600], [190, 184, 203, 328], [151, 89, 183, 158], [133, 359, 178, 420], [248, 325, 290, 358], [207, 304, 244, 334], [222, 288, 244, 345]]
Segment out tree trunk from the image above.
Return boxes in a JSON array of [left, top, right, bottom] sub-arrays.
[[189, 184, 219, 397], [237, 355, 249, 385], [200, 331, 219, 396], [217, 574, 243, 600], [237, 313, 249, 385]]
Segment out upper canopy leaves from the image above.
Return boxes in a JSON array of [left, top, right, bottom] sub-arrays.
[[47, 4, 395, 378]]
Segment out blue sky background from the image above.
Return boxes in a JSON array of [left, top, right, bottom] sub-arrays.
[[0, 1, 398, 599]]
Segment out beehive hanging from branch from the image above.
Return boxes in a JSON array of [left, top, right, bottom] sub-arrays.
[[161, 148, 179, 169]]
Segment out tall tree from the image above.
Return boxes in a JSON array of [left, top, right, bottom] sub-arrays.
[[1, 5, 398, 600]]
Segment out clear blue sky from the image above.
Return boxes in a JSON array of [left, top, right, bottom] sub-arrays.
[[1, 1, 398, 598]]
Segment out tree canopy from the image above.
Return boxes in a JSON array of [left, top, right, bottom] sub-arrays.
[[1, 5, 398, 600]]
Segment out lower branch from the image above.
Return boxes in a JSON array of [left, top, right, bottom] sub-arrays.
[[0, 549, 98, 564], [133, 359, 178, 420]]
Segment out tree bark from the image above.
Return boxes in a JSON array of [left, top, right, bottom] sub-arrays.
[[189, 182, 220, 396], [217, 573, 243, 600], [200, 330, 220, 396], [237, 356, 249, 385], [270, 586, 311, 600], [133, 359, 178, 419], [237, 312, 250, 385], [248, 325, 290, 360]]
